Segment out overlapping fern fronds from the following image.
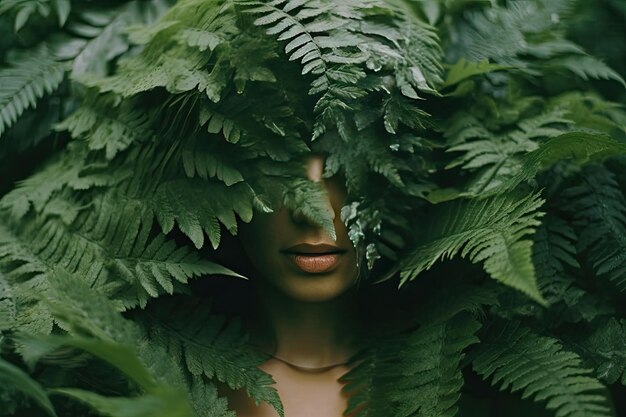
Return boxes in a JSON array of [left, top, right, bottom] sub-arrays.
[[1, 0, 626, 416], [473, 321, 612, 417], [342, 313, 480, 417], [401, 191, 546, 303]]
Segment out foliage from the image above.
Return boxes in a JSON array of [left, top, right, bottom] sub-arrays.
[[0, 0, 625, 416]]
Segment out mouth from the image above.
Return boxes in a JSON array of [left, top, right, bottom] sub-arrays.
[[281, 244, 346, 273]]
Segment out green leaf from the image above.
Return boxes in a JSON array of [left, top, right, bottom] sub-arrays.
[[0, 45, 66, 138], [0, 357, 57, 417], [342, 313, 481, 417], [473, 321, 612, 417], [500, 132, 626, 192], [0, 272, 15, 331], [551, 55, 626, 88], [283, 177, 336, 241], [152, 180, 256, 249], [138, 296, 284, 416], [53, 0, 71, 27], [51, 386, 194, 417], [443, 58, 506, 88], [401, 191, 546, 304]]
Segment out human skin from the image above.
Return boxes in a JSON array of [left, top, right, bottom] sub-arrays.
[[238, 155, 359, 303], [229, 155, 362, 416]]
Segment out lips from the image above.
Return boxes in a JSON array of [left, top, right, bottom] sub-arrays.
[[281, 243, 346, 273]]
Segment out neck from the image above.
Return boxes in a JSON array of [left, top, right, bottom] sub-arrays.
[[250, 284, 360, 368]]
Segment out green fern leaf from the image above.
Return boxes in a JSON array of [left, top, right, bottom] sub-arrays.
[[137, 296, 284, 417], [443, 58, 507, 88], [152, 179, 255, 249], [0, 272, 16, 331], [401, 191, 546, 304], [562, 165, 626, 290], [570, 318, 626, 385], [112, 232, 243, 307], [67, 1, 173, 76], [182, 138, 244, 186], [550, 55, 626, 88], [189, 376, 235, 417], [532, 215, 579, 306], [500, 132, 626, 194], [55, 94, 155, 160], [0, 358, 57, 417], [283, 177, 336, 241], [342, 313, 480, 417], [0, 45, 66, 138], [473, 321, 612, 417]]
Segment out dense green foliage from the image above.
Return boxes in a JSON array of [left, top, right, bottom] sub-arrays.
[[0, 0, 625, 416]]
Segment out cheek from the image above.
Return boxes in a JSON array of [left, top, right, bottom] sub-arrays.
[[238, 214, 285, 274]]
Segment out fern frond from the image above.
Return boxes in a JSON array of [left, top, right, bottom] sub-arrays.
[[137, 296, 284, 417], [112, 231, 242, 307], [152, 179, 255, 249], [569, 317, 626, 385], [501, 132, 626, 194], [549, 55, 626, 88], [0, 357, 57, 417], [473, 321, 612, 417], [442, 58, 506, 89], [67, 0, 173, 77], [189, 376, 235, 417], [282, 177, 336, 240], [445, 106, 575, 194], [0, 272, 16, 331], [342, 313, 480, 417], [0, 0, 70, 31], [241, 0, 368, 76], [55, 94, 155, 160], [562, 165, 626, 290], [0, 44, 66, 138], [182, 137, 244, 186], [401, 191, 546, 304], [532, 215, 579, 305]]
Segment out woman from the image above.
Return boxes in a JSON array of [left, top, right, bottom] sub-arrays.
[[217, 155, 365, 416]]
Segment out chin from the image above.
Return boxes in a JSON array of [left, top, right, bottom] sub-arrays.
[[279, 274, 356, 303]]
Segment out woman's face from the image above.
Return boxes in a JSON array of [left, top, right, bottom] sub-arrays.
[[238, 156, 359, 302]]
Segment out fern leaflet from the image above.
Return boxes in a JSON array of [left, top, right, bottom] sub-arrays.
[[473, 321, 612, 417], [401, 191, 546, 304], [0, 45, 66, 138]]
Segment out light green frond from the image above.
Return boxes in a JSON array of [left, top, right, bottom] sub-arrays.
[[443, 58, 507, 89], [401, 191, 546, 304], [473, 321, 612, 417]]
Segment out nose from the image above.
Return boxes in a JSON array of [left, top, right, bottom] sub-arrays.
[[289, 155, 338, 226]]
